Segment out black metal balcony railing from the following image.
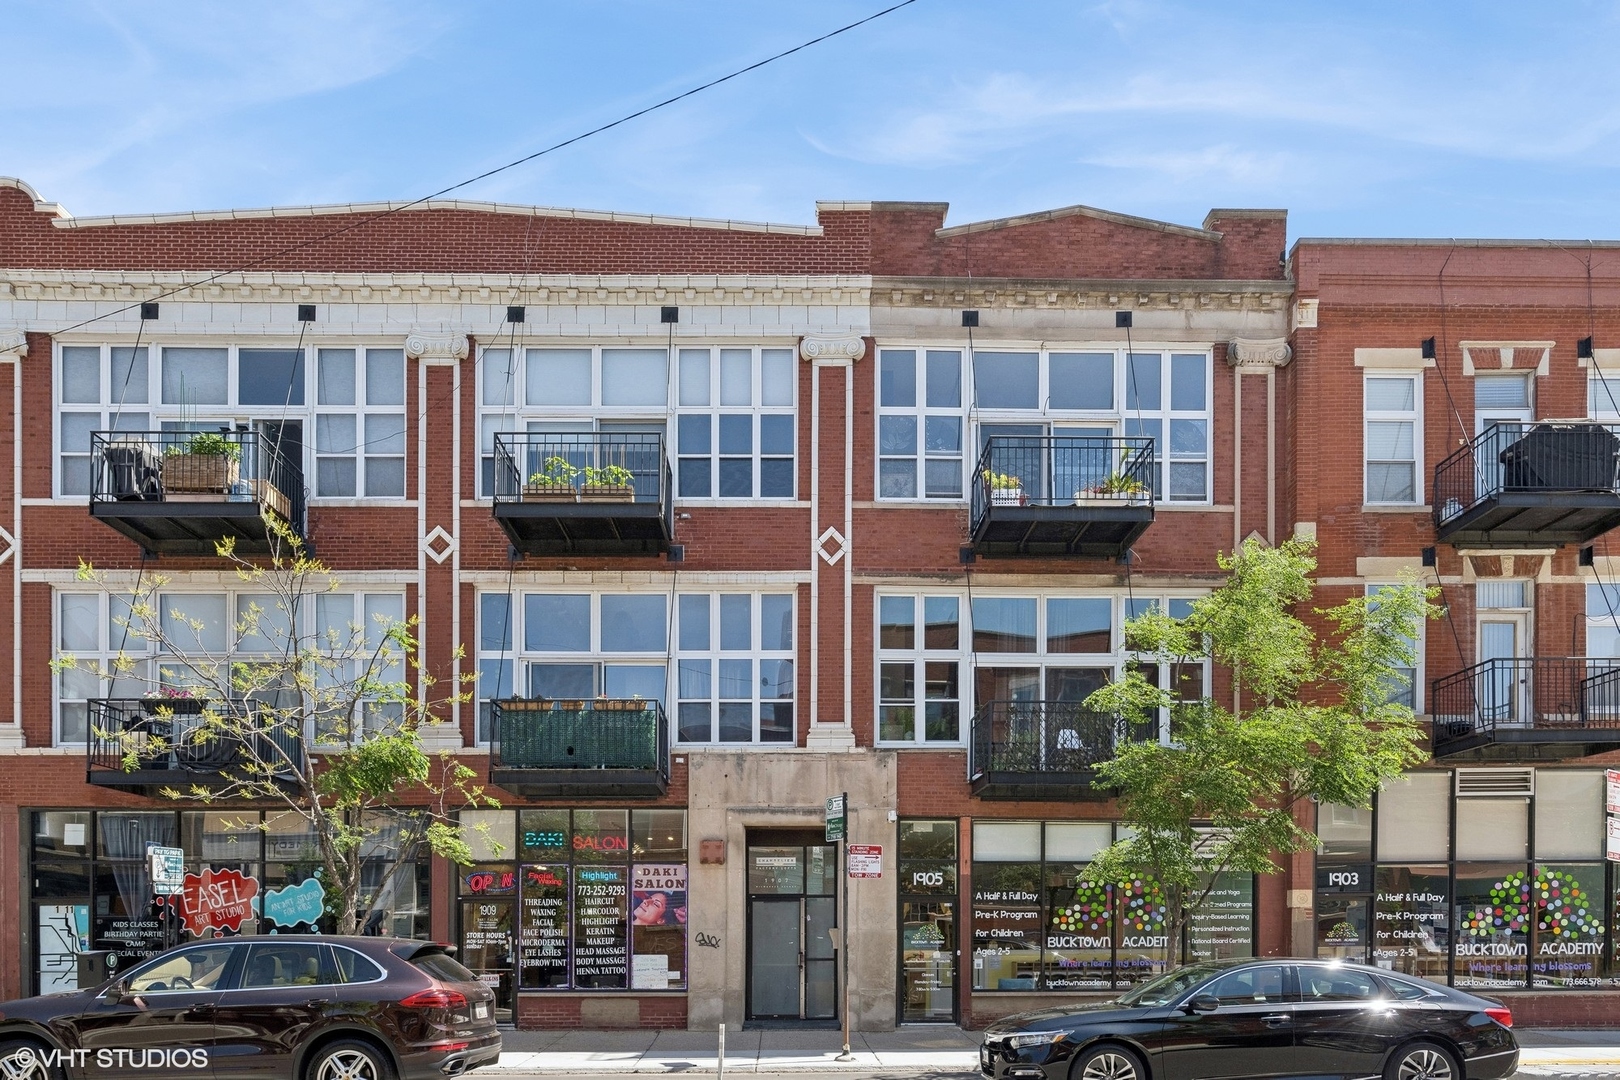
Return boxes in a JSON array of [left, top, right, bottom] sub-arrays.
[[490, 698, 670, 796], [491, 432, 672, 555], [1433, 422, 1620, 546], [90, 430, 307, 554], [86, 698, 305, 789], [1429, 657, 1620, 756], [969, 436, 1155, 557], [968, 700, 1135, 799]]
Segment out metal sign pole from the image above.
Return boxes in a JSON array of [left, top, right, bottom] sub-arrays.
[[837, 790, 852, 1061]]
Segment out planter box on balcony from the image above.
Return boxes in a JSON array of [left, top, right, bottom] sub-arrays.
[[164, 454, 240, 494], [522, 483, 578, 502], [580, 484, 635, 503], [990, 488, 1024, 506]]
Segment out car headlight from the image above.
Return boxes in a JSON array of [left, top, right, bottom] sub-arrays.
[[1006, 1031, 1072, 1049]]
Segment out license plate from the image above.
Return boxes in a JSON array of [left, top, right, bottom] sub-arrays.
[[475, 1003, 490, 1019]]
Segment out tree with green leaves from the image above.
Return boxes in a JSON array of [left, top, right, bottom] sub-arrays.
[[1083, 536, 1435, 965], [52, 520, 499, 935]]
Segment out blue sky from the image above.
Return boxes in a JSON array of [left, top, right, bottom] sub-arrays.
[[7, 1, 1620, 240]]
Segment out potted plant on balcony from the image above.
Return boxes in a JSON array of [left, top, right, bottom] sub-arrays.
[[984, 470, 1024, 506], [524, 456, 579, 502], [140, 686, 206, 716], [163, 432, 241, 496], [1074, 472, 1149, 504], [580, 464, 635, 502]]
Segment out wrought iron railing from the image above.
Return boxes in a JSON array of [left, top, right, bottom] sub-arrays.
[[492, 432, 670, 507], [968, 700, 1136, 781], [491, 698, 670, 781], [1433, 422, 1620, 528], [90, 430, 306, 533], [86, 698, 305, 781], [971, 435, 1154, 523], [1429, 657, 1620, 748]]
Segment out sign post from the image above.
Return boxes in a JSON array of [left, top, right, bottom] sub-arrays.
[[147, 843, 184, 950], [828, 793, 852, 1060]]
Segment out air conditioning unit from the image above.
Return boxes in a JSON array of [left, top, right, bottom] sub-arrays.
[[1454, 767, 1534, 797]]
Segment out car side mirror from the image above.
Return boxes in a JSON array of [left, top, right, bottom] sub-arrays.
[[104, 979, 128, 1003], [1184, 994, 1220, 1014]]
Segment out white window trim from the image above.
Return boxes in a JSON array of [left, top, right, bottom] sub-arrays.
[[874, 342, 1215, 506], [873, 588, 1211, 748], [477, 343, 799, 502], [473, 588, 797, 749], [53, 341, 410, 503], [52, 586, 407, 747], [1363, 372, 1424, 506]]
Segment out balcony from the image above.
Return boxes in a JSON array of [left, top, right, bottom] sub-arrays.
[[86, 698, 305, 793], [492, 432, 673, 557], [1429, 657, 1620, 758], [969, 436, 1154, 558], [968, 700, 1134, 799], [1433, 422, 1620, 547], [90, 431, 307, 556], [490, 698, 670, 797]]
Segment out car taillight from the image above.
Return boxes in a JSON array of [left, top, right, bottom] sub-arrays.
[[401, 987, 469, 1010], [1484, 1006, 1513, 1028]]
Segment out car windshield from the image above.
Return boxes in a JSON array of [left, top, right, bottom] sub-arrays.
[[1115, 963, 1221, 1007]]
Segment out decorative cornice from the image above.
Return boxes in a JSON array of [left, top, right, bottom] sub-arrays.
[[1227, 337, 1292, 369], [0, 327, 27, 363], [404, 330, 470, 363], [870, 277, 1288, 313], [799, 333, 865, 365]]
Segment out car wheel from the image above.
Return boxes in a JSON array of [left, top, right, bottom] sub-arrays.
[[305, 1039, 393, 1080], [1071, 1044, 1145, 1080], [1387, 1040, 1458, 1080], [0, 1040, 62, 1080]]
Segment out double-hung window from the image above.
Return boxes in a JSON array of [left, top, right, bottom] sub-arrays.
[[874, 347, 1212, 503], [877, 595, 962, 742], [1365, 375, 1421, 504], [1365, 584, 1422, 711], [676, 348, 796, 498], [676, 592, 795, 743], [55, 343, 407, 500], [1122, 597, 1209, 741]]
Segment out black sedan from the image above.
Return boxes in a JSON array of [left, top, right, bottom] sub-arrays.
[[0, 936, 500, 1080], [980, 958, 1518, 1080]]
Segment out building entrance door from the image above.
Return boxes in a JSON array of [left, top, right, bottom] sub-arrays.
[[746, 831, 838, 1022]]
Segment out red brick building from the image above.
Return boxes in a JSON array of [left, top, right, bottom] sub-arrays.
[[1, 173, 1615, 1030]]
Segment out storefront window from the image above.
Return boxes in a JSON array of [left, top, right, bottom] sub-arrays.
[[1373, 864, 1449, 980], [899, 820, 958, 1023], [470, 808, 687, 995], [1454, 862, 1531, 989], [1532, 864, 1609, 988]]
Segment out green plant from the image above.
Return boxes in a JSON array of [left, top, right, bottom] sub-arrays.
[[1084, 472, 1149, 496], [168, 432, 242, 460], [582, 464, 634, 487], [527, 455, 578, 487], [983, 470, 1022, 491]]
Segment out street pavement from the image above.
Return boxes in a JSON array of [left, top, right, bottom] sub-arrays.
[[476, 1027, 1620, 1078]]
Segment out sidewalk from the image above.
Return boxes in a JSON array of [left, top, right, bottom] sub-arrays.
[[478, 1027, 1620, 1075]]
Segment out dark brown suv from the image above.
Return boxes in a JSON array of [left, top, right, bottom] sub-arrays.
[[0, 936, 500, 1080]]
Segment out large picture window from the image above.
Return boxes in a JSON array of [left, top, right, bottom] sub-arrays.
[[970, 820, 1254, 993], [475, 589, 795, 747], [478, 345, 796, 500], [875, 346, 1213, 504], [56, 344, 407, 500], [1318, 767, 1617, 989]]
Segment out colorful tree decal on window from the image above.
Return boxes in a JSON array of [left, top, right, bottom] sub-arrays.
[[1119, 877, 1167, 933], [1460, 870, 1605, 939], [1052, 881, 1111, 935]]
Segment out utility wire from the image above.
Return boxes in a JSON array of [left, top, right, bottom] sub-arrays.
[[50, 0, 922, 338]]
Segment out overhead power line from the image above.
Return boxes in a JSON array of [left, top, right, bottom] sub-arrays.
[[52, 0, 922, 335]]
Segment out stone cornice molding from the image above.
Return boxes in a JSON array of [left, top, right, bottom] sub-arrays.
[[1227, 337, 1292, 369], [799, 333, 865, 365], [870, 277, 1288, 314], [404, 330, 470, 364], [0, 327, 27, 363], [0, 270, 872, 310]]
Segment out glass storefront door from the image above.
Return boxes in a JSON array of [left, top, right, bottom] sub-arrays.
[[900, 901, 956, 1022], [459, 898, 515, 1023], [746, 833, 838, 1021]]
